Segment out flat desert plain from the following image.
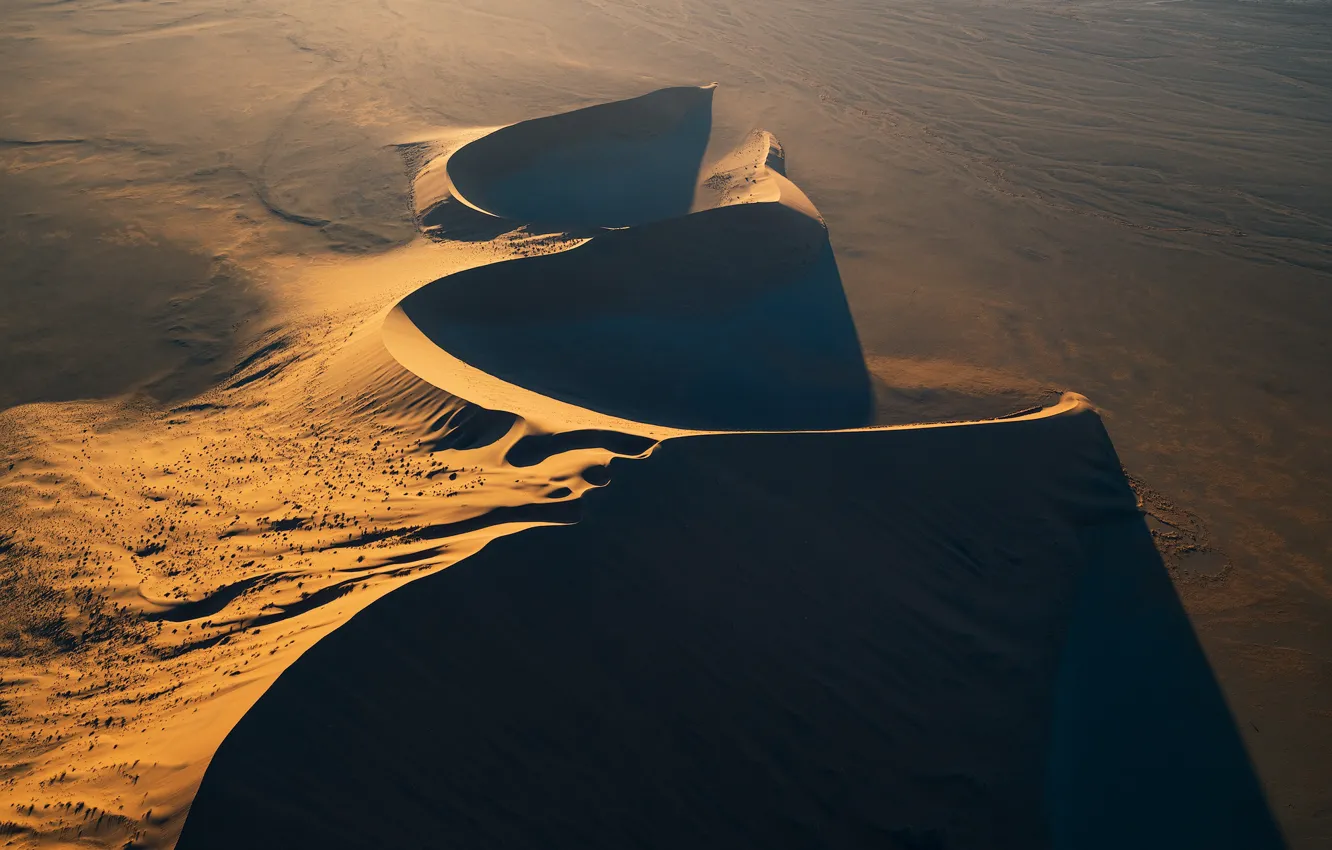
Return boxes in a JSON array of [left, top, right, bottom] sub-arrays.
[[0, 1, 1328, 848]]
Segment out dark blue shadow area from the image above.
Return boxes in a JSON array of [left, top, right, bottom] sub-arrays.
[[177, 409, 1278, 849], [445, 85, 715, 230], [1046, 520, 1284, 849], [398, 202, 873, 430]]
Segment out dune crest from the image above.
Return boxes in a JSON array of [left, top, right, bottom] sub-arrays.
[[412, 85, 718, 237], [393, 91, 882, 432]]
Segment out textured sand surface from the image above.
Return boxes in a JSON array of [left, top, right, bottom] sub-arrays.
[[178, 411, 1280, 850], [0, 0, 1328, 847]]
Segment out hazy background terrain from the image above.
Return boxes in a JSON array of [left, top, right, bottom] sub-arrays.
[[2, 0, 1329, 843]]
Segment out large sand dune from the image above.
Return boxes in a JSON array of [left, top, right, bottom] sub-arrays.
[[393, 97, 1054, 432], [445, 84, 715, 230], [0, 81, 1284, 849], [178, 406, 1281, 850], [391, 200, 872, 431], [175, 87, 1280, 850]]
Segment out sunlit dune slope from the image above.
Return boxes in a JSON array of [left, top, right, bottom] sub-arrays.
[[179, 402, 1280, 850]]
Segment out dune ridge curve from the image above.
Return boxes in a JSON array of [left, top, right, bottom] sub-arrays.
[[176, 84, 1283, 850]]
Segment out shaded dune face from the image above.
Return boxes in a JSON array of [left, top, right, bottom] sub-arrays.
[[177, 411, 1281, 850], [444, 85, 715, 229], [395, 201, 873, 431]]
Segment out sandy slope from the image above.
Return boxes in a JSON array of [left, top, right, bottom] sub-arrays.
[[178, 408, 1281, 850], [0, 238, 646, 845], [0, 84, 1075, 848], [392, 201, 872, 431], [175, 89, 1278, 850]]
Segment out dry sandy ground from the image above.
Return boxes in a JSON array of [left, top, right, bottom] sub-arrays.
[[0, 0, 1328, 847]]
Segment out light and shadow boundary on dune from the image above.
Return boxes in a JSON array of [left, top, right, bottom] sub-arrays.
[[443, 85, 715, 231], [178, 84, 1283, 849], [178, 404, 1283, 850], [391, 200, 874, 433]]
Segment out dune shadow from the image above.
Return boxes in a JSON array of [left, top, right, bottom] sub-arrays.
[[393, 202, 874, 431], [1046, 518, 1284, 849], [417, 194, 532, 243], [444, 85, 715, 230], [178, 409, 1280, 850]]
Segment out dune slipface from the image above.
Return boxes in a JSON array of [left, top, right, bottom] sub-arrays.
[[398, 95, 873, 432], [177, 406, 1281, 850], [169, 84, 1279, 850], [443, 85, 715, 230], [392, 200, 873, 431]]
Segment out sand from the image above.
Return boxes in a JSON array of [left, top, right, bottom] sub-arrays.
[[177, 410, 1280, 850], [394, 194, 871, 431], [445, 85, 716, 229], [0, 0, 1328, 847]]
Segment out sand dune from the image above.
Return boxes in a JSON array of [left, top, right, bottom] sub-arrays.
[[391, 199, 872, 431], [178, 404, 1281, 850], [443, 84, 715, 230], [179, 86, 1278, 850], [395, 91, 1055, 432], [410, 85, 719, 242], [410, 90, 819, 245]]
